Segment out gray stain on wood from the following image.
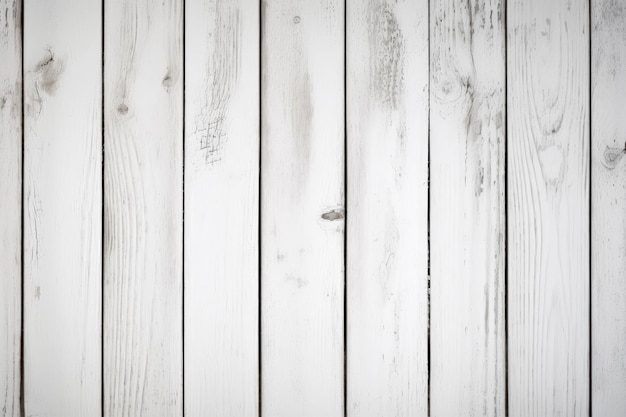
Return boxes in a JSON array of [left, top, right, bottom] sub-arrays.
[[292, 69, 313, 180], [369, 2, 404, 109], [5, 82, 20, 121], [194, 7, 241, 167], [34, 49, 63, 95], [0, 1, 17, 32], [602, 144, 626, 170], [286, 273, 308, 288], [600, 0, 625, 23], [117, 102, 129, 115], [162, 70, 174, 89], [27, 49, 64, 117], [321, 208, 344, 221]]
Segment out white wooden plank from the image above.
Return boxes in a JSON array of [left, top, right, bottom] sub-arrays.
[[261, 0, 345, 415], [184, 0, 259, 415], [0, 1, 21, 415], [591, 0, 626, 414], [346, 1, 428, 415], [508, 0, 590, 415], [23, 0, 102, 414], [429, 0, 506, 415], [104, 0, 183, 415]]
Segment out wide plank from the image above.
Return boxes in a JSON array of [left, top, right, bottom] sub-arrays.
[[507, 0, 590, 415], [104, 0, 183, 415], [0, 1, 21, 415], [184, 0, 259, 415], [591, 0, 626, 414], [346, 1, 429, 415], [429, 0, 506, 415], [261, 0, 345, 415], [23, 0, 102, 414]]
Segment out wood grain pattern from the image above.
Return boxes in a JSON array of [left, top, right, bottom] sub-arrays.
[[261, 0, 345, 415], [346, 1, 428, 415], [591, 0, 626, 414], [429, 0, 506, 415], [0, 1, 21, 415], [23, 0, 102, 414], [184, 0, 259, 415], [507, 0, 590, 415], [104, 0, 183, 415]]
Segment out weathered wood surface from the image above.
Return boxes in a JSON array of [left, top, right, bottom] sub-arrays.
[[184, 0, 259, 415], [346, 1, 428, 415], [591, 0, 626, 414], [5, 1, 626, 415], [23, 0, 102, 414], [261, 0, 345, 415], [0, 1, 21, 415], [507, 0, 590, 415], [429, 0, 506, 415], [104, 0, 183, 415]]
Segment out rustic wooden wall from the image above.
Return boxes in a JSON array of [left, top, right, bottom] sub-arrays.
[[1, 0, 625, 416]]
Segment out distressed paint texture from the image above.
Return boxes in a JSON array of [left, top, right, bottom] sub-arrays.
[[261, 0, 345, 415], [592, 0, 626, 414], [104, 0, 183, 415], [429, 0, 506, 415], [23, 0, 102, 414], [347, 1, 429, 416], [3, 1, 624, 415], [508, 0, 590, 415], [184, 0, 260, 415], [0, 0, 21, 415]]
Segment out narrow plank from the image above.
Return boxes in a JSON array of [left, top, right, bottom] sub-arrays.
[[104, 0, 183, 415], [23, 0, 102, 414], [508, 0, 590, 415], [184, 0, 259, 415], [429, 0, 506, 415], [261, 0, 345, 415], [346, 1, 428, 415], [0, 1, 21, 415], [591, 0, 626, 414]]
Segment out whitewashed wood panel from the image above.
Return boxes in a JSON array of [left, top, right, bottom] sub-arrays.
[[23, 0, 102, 414], [508, 0, 590, 415], [429, 0, 506, 415], [0, 1, 21, 415], [591, 0, 626, 414], [104, 0, 183, 415], [261, 0, 345, 415], [184, 0, 259, 415], [346, 1, 428, 416]]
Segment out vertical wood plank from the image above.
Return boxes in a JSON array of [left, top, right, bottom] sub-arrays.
[[184, 0, 259, 415], [104, 0, 183, 415], [261, 0, 345, 415], [508, 0, 590, 415], [591, 0, 626, 414], [346, 1, 428, 415], [23, 0, 102, 414], [0, 1, 21, 415], [429, 0, 506, 415]]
